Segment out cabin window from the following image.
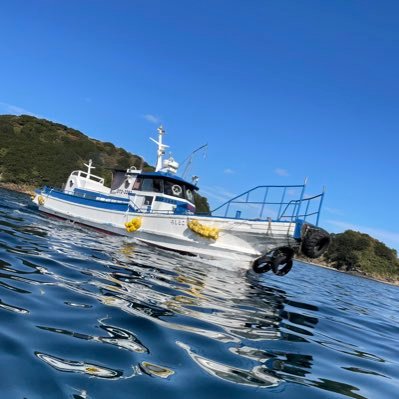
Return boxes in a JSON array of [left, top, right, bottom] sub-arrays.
[[133, 177, 141, 190], [164, 181, 183, 198], [140, 178, 163, 193], [153, 179, 163, 193], [124, 179, 130, 189], [141, 178, 153, 192], [185, 188, 194, 203], [69, 180, 73, 188], [144, 196, 153, 205]]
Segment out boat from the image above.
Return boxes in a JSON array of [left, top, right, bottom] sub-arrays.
[[32, 126, 330, 275]]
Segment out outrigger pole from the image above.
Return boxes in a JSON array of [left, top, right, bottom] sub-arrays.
[[181, 143, 208, 179]]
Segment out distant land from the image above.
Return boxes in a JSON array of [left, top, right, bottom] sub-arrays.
[[0, 114, 209, 212], [1, 114, 398, 284], [298, 230, 399, 285]]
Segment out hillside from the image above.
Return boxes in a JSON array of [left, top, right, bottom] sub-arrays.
[[0, 114, 210, 213], [303, 230, 399, 283]]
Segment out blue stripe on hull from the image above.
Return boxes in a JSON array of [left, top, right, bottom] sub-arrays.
[[74, 188, 129, 203], [43, 188, 130, 212]]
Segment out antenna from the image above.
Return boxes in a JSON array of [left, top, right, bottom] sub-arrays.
[[181, 143, 208, 179], [133, 155, 144, 170]]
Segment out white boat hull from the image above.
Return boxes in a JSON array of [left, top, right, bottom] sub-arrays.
[[35, 192, 300, 268]]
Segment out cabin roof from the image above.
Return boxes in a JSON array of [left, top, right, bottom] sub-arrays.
[[111, 169, 199, 190]]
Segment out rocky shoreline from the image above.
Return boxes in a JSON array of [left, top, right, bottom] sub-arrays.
[[0, 182, 36, 195], [296, 255, 399, 287]]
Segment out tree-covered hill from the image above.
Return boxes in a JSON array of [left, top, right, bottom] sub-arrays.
[[317, 230, 399, 282], [0, 114, 210, 212]]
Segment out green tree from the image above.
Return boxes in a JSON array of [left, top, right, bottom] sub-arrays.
[[324, 230, 399, 280]]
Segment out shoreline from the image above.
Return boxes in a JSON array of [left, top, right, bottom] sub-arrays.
[[296, 256, 399, 287], [0, 182, 36, 195]]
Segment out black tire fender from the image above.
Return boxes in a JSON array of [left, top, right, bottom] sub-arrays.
[[301, 227, 331, 258], [272, 253, 294, 276], [252, 255, 274, 274], [253, 247, 295, 275]]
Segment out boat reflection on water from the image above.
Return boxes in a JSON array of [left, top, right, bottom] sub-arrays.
[[34, 221, 321, 389], [29, 220, 367, 397], [87, 241, 321, 389], [104, 244, 369, 399]]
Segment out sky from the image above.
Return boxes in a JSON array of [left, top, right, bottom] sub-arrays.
[[1, 0, 399, 250]]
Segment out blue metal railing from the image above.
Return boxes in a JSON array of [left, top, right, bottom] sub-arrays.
[[210, 184, 325, 226]]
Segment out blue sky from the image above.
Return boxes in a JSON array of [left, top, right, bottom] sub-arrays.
[[1, 1, 399, 250]]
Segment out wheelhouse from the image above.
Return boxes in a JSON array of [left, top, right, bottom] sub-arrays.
[[60, 127, 201, 215], [111, 170, 197, 205]]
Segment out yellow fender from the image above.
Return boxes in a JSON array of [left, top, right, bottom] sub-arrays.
[[187, 220, 219, 240], [38, 195, 45, 206], [124, 217, 142, 233]]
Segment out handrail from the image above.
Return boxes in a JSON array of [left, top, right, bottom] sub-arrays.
[[210, 184, 325, 226], [211, 184, 305, 213], [71, 170, 105, 184], [279, 193, 324, 224]]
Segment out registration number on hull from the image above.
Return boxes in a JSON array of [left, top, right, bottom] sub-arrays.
[[170, 219, 187, 226]]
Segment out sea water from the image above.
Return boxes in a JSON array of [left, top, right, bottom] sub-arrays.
[[0, 188, 398, 399]]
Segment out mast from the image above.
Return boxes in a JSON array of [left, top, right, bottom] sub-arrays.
[[84, 159, 95, 179], [150, 125, 169, 172]]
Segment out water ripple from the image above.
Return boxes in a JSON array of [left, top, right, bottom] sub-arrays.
[[35, 352, 123, 379], [1, 188, 399, 399]]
